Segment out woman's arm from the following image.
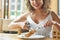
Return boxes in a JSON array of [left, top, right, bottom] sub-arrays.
[[53, 23, 60, 31], [8, 13, 30, 34], [51, 11, 60, 23], [51, 11, 60, 31], [8, 13, 29, 29]]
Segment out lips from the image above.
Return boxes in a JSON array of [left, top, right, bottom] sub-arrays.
[[34, 4, 38, 6]]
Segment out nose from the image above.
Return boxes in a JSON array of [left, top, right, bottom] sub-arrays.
[[34, 0, 38, 3]]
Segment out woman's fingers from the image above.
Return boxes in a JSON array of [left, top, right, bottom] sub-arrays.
[[44, 20, 53, 27]]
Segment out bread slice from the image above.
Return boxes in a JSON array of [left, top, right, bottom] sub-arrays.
[[25, 30, 36, 37]]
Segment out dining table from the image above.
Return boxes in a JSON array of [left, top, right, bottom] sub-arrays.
[[0, 33, 60, 40]]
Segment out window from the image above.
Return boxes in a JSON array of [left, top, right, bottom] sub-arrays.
[[11, 0, 15, 3], [3, 0, 25, 19], [10, 0, 15, 5], [6, 0, 9, 3], [11, 11, 15, 15], [16, 11, 21, 16], [11, 5, 15, 10], [17, 0, 21, 10], [59, 0, 60, 15], [18, 0, 21, 3], [10, 11, 16, 19], [17, 4, 21, 10], [9, 0, 22, 19]]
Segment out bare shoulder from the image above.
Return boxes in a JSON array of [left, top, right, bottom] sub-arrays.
[[51, 11, 56, 15], [13, 12, 30, 22], [50, 11, 59, 21]]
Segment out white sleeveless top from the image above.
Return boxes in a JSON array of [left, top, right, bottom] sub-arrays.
[[27, 13, 53, 38]]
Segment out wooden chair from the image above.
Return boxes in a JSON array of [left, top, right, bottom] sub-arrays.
[[53, 25, 60, 40]]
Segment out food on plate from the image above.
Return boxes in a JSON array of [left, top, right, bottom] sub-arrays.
[[25, 29, 36, 37]]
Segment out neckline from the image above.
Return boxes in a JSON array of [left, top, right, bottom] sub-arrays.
[[29, 13, 50, 25]]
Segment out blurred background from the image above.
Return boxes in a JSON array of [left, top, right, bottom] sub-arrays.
[[0, 0, 58, 19]]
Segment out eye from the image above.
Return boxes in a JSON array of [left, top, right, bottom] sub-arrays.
[[30, 0, 34, 1]]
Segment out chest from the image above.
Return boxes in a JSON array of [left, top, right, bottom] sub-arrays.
[[31, 14, 49, 24]]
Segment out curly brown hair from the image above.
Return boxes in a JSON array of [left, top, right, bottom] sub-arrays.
[[26, 0, 51, 12]]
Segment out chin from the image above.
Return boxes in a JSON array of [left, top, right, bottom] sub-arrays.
[[34, 7, 40, 9], [33, 6, 41, 10]]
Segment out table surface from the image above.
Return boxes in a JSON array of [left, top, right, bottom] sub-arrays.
[[0, 33, 59, 40]]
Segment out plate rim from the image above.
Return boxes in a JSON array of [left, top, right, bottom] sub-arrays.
[[18, 34, 45, 39]]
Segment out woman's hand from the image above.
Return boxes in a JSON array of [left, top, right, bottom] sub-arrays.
[[44, 20, 53, 27], [22, 21, 30, 30], [23, 25, 29, 30]]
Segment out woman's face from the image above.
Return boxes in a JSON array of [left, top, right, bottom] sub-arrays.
[[29, 0, 43, 9]]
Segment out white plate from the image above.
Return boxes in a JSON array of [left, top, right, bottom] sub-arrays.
[[17, 34, 45, 39]]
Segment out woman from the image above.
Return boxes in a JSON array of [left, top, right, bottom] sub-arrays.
[[8, 0, 60, 38]]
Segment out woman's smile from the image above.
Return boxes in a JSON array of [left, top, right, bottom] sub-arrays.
[[30, 0, 43, 9], [34, 3, 40, 7]]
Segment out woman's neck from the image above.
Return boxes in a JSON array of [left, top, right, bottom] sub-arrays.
[[33, 9, 44, 15]]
